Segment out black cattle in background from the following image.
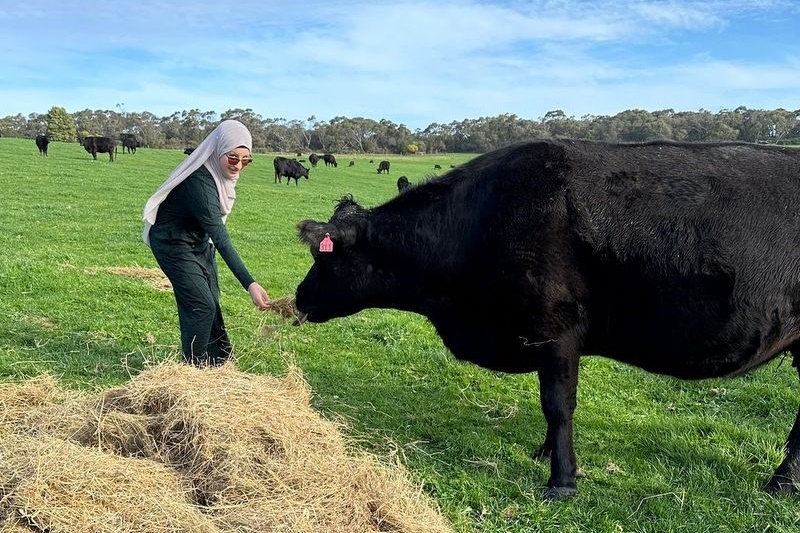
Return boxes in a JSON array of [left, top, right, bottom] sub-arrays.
[[273, 156, 310, 185], [35, 134, 50, 156], [377, 160, 390, 174], [183, 147, 195, 156], [120, 135, 141, 154], [295, 139, 800, 500], [323, 153, 337, 167], [81, 136, 116, 161], [348, 160, 355, 167], [308, 153, 320, 167], [396, 175, 410, 193]]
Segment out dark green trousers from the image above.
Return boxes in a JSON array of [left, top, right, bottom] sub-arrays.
[[150, 237, 232, 366]]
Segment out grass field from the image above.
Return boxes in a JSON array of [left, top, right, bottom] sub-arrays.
[[2, 136, 799, 532]]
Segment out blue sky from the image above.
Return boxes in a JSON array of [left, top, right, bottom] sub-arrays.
[[1, 0, 798, 131]]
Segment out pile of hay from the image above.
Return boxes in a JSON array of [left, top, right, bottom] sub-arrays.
[[0, 364, 453, 532]]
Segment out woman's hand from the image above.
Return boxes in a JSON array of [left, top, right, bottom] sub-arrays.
[[247, 282, 271, 310]]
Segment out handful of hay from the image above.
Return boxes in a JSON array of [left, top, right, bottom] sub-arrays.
[[0, 364, 453, 532], [267, 295, 308, 326], [268, 295, 300, 320]]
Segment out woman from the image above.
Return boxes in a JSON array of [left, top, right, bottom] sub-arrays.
[[143, 119, 270, 366]]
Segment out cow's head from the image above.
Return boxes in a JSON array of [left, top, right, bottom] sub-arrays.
[[295, 195, 398, 323]]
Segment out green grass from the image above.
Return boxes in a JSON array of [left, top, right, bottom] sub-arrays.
[[2, 137, 800, 532]]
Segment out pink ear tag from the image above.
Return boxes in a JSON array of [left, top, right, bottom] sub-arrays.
[[319, 233, 334, 253]]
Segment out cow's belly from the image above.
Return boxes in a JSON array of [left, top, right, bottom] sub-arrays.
[[429, 314, 547, 373], [426, 286, 796, 379], [590, 310, 794, 379]]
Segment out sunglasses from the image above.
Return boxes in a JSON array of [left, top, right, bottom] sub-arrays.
[[225, 153, 253, 167]]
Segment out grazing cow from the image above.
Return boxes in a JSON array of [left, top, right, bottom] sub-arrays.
[[273, 156, 310, 185], [323, 153, 338, 167], [35, 134, 50, 156], [121, 136, 140, 154], [396, 175, 410, 193], [377, 160, 390, 174], [308, 153, 320, 167], [294, 139, 800, 500], [434, 164, 442, 169], [81, 136, 116, 161], [183, 147, 195, 156], [349, 160, 355, 167]]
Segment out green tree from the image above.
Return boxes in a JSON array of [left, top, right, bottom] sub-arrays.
[[46, 106, 77, 142]]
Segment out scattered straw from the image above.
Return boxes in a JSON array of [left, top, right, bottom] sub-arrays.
[[0, 363, 453, 533], [85, 266, 172, 292]]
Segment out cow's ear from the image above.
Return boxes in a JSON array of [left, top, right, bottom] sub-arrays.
[[297, 220, 328, 247], [297, 220, 343, 248], [298, 219, 360, 251]]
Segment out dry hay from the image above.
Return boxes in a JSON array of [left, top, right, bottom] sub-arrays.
[[0, 363, 453, 533], [85, 266, 172, 291], [269, 295, 301, 321], [261, 296, 303, 338]]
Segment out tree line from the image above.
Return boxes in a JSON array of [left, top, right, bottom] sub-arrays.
[[2, 105, 798, 154]]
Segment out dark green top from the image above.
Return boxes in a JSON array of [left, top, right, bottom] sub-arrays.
[[149, 166, 255, 290]]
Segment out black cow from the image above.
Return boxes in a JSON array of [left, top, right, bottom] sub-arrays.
[[349, 160, 355, 167], [377, 160, 390, 174], [184, 147, 195, 156], [273, 156, 309, 185], [323, 153, 338, 167], [35, 134, 50, 156], [309, 153, 320, 167], [294, 139, 800, 500], [81, 136, 116, 161], [121, 136, 140, 154], [396, 175, 410, 193], [434, 164, 442, 169]]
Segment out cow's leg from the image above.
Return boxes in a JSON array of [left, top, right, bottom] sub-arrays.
[[537, 334, 581, 500], [533, 424, 585, 480], [533, 429, 553, 460], [765, 343, 800, 495]]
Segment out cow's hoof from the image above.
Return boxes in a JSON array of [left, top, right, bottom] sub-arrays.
[[542, 486, 577, 501], [764, 476, 799, 496]]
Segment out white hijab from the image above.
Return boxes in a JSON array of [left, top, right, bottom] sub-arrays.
[[142, 119, 252, 246]]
